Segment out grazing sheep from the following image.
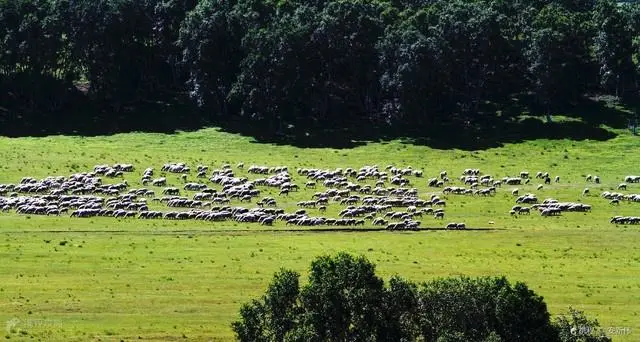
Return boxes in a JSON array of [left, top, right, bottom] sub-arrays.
[[582, 188, 590, 196], [610, 199, 620, 205], [594, 176, 600, 184], [373, 218, 388, 226], [151, 177, 167, 186], [618, 183, 627, 190], [537, 184, 543, 191], [162, 187, 180, 196], [554, 176, 560, 183], [512, 189, 519, 196], [586, 175, 592, 182], [624, 175, 640, 183], [505, 178, 521, 185]]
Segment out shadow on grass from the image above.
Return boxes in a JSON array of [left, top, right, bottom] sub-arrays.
[[213, 95, 626, 150], [0, 100, 206, 138], [400, 118, 618, 150], [214, 115, 619, 151], [0, 92, 628, 150]]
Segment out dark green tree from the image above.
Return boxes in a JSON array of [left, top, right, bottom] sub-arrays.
[[417, 276, 557, 341], [554, 307, 612, 342], [63, 0, 173, 107], [177, 0, 244, 117], [232, 269, 301, 342], [299, 253, 386, 341], [525, 3, 594, 119], [228, 4, 319, 133], [593, 0, 636, 98], [0, 0, 68, 78]]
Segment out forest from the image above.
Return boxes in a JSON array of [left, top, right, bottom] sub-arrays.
[[1, 0, 639, 144]]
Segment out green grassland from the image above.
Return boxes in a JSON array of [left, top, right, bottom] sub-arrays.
[[1, 121, 640, 341]]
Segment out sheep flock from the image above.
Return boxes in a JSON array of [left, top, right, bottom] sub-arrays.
[[1, 162, 639, 230]]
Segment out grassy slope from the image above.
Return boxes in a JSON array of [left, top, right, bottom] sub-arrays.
[[1, 124, 639, 341]]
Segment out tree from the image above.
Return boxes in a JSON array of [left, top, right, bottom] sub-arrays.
[[593, 0, 636, 98], [0, 0, 68, 78], [228, 4, 319, 132], [299, 253, 386, 341], [177, 0, 244, 117], [417, 276, 557, 341], [0, 0, 79, 128], [150, 0, 198, 90], [232, 253, 389, 342], [232, 253, 607, 342], [378, 25, 445, 126], [232, 269, 301, 342], [308, 0, 386, 126], [63, 0, 176, 107], [229, 0, 386, 132], [554, 307, 612, 342], [525, 4, 594, 118]]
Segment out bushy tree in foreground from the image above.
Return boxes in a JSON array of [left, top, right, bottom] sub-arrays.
[[554, 307, 612, 342], [232, 253, 608, 342]]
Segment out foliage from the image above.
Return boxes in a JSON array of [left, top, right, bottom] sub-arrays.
[[554, 307, 612, 342], [232, 253, 608, 342], [2, 0, 640, 135]]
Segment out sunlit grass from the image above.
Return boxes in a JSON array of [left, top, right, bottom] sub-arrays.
[[0, 126, 639, 341]]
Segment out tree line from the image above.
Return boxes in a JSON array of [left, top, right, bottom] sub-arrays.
[[233, 253, 611, 341], [1, 0, 639, 138]]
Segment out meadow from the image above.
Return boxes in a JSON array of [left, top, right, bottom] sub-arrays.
[[1, 122, 640, 341]]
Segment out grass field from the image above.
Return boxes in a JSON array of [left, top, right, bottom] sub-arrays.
[[1, 121, 640, 341]]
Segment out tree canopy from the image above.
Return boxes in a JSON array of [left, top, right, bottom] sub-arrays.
[[1, 0, 640, 138]]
